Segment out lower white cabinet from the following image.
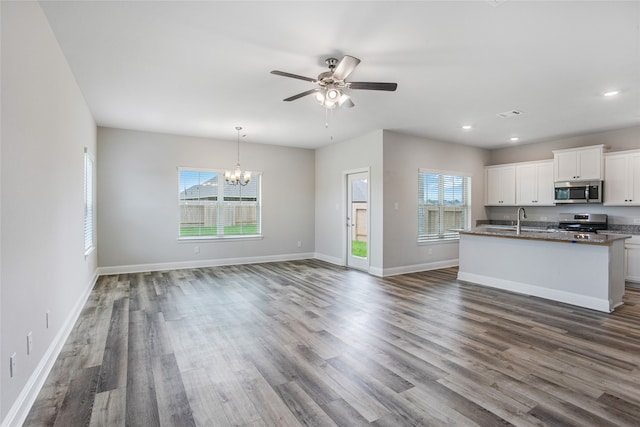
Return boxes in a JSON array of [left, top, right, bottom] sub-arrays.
[[626, 235, 640, 283]]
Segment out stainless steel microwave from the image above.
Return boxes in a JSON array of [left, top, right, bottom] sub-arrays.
[[554, 181, 602, 204]]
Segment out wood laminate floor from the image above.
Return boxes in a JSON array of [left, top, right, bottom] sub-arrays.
[[24, 260, 640, 426]]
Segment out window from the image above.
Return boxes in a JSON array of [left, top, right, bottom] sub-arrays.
[[84, 149, 95, 253], [418, 170, 471, 241], [178, 168, 261, 239]]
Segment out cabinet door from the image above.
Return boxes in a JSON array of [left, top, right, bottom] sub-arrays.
[[486, 168, 502, 205], [500, 167, 516, 205], [516, 164, 536, 205], [604, 154, 628, 205], [577, 146, 603, 180], [554, 151, 577, 181], [536, 161, 555, 205], [630, 153, 640, 205], [626, 243, 640, 283], [486, 166, 515, 205]]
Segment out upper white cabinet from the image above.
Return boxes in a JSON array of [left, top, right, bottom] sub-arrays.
[[516, 161, 555, 206], [553, 145, 605, 181], [604, 150, 640, 206], [485, 165, 516, 206]]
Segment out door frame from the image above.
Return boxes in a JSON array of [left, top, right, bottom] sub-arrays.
[[344, 167, 370, 271]]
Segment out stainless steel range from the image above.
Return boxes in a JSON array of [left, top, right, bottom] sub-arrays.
[[557, 213, 608, 233]]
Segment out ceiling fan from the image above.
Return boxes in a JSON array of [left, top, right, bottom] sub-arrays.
[[271, 55, 398, 109]]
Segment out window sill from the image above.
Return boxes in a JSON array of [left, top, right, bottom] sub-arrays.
[[84, 246, 96, 259], [178, 235, 264, 242], [417, 237, 460, 246]]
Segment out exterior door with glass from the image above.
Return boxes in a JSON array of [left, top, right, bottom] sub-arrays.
[[347, 172, 369, 271]]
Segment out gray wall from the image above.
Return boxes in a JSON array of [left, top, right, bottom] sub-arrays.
[[486, 126, 640, 225], [1, 2, 98, 422], [382, 131, 490, 273], [314, 130, 384, 273], [97, 127, 315, 271]]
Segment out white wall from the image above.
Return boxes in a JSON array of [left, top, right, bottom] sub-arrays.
[[314, 131, 384, 273], [382, 131, 490, 274], [1, 2, 97, 424], [97, 127, 315, 272], [487, 126, 640, 225]]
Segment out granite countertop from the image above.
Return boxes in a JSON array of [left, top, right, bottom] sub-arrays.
[[476, 220, 640, 236], [460, 227, 631, 245]]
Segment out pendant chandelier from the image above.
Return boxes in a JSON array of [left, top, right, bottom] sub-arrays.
[[224, 126, 251, 186]]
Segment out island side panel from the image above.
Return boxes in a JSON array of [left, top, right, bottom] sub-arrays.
[[609, 239, 625, 309], [458, 233, 620, 312]]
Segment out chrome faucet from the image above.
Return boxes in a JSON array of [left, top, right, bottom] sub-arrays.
[[516, 207, 527, 235]]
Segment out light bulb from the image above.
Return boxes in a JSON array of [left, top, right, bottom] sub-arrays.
[[327, 88, 340, 100]]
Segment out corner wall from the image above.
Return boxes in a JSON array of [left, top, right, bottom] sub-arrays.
[[314, 131, 384, 273], [1, 2, 97, 424], [382, 131, 490, 274]]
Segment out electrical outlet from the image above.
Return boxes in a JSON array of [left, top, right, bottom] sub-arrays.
[[634, 217, 640, 224], [27, 332, 33, 355], [427, 248, 433, 255], [10, 353, 16, 377], [297, 241, 302, 248], [194, 246, 200, 254], [541, 216, 548, 221]]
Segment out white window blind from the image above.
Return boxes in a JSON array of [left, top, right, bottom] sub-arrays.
[[84, 149, 95, 253], [418, 170, 471, 241], [178, 168, 261, 239]]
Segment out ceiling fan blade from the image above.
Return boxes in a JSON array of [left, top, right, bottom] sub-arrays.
[[283, 88, 319, 102], [332, 55, 361, 81], [347, 82, 398, 91], [271, 70, 317, 83]]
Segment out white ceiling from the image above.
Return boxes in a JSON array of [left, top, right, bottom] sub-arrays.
[[39, 1, 640, 150]]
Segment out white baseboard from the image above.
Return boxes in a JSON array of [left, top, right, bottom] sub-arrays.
[[313, 252, 344, 267], [1, 271, 99, 427], [457, 272, 613, 313], [368, 266, 383, 277], [312, 255, 458, 278], [381, 259, 459, 277], [98, 252, 316, 276]]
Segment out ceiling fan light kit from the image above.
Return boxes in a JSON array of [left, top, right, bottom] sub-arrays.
[[271, 55, 398, 110]]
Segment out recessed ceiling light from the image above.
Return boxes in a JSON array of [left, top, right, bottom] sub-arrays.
[[462, 125, 472, 130], [603, 90, 620, 97], [510, 137, 520, 142]]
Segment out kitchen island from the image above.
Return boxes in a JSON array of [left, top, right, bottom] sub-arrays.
[[457, 228, 630, 312]]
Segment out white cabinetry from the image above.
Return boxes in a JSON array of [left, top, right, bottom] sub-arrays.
[[485, 165, 516, 206], [625, 235, 640, 283], [553, 145, 605, 181], [604, 150, 640, 206], [516, 161, 555, 206]]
